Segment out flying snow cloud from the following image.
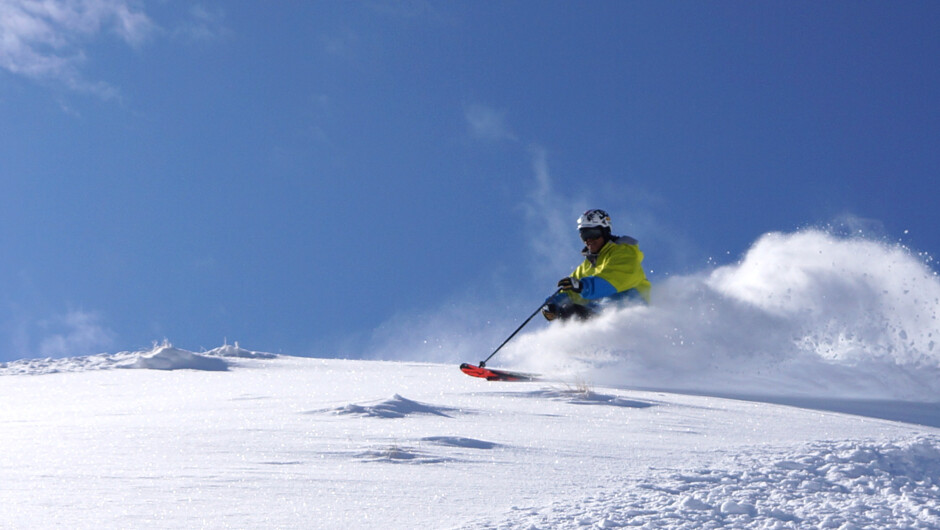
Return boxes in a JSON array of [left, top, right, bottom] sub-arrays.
[[0, 0, 155, 97], [505, 229, 940, 401]]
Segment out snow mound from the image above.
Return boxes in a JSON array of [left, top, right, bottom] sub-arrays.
[[356, 445, 455, 464], [332, 394, 456, 419], [124, 344, 228, 371], [353, 437, 499, 464], [0, 342, 277, 375]]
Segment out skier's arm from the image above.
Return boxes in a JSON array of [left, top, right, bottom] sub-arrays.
[[575, 276, 619, 299]]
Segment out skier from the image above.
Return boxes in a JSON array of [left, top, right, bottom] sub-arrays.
[[541, 209, 651, 321]]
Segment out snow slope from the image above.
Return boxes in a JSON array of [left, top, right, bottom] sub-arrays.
[[2, 347, 939, 529]]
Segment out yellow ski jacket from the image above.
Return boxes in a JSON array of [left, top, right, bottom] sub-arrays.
[[566, 235, 651, 305]]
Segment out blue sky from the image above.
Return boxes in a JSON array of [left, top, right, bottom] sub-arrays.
[[1, 1, 939, 361]]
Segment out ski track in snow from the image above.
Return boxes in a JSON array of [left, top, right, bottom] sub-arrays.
[[3, 350, 939, 529]]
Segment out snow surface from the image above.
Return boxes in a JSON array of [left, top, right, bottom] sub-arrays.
[[3, 230, 940, 528], [2, 346, 939, 529]]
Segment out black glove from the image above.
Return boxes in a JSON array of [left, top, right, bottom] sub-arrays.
[[541, 305, 557, 321], [557, 277, 582, 292]]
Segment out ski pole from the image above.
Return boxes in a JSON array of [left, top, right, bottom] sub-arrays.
[[479, 289, 560, 368]]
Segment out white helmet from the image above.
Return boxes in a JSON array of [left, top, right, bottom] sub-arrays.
[[577, 209, 612, 230]]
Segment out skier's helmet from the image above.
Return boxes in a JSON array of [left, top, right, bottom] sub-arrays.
[[577, 209, 612, 230]]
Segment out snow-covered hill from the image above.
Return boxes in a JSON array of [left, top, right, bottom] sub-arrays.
[[2, 345, 939, 529]]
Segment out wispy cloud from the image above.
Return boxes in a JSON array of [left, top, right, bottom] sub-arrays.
[[465, 104, 518, 142], [2, 306, 115, 361], [37, 309, 115, 358], [0, 0, 156, 97], [464, 105, 575, 272], [522, 145, 585, 278]]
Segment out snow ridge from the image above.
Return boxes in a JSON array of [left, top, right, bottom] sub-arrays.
[[0, 342, 275, 375], [128, 345, 228, 371]]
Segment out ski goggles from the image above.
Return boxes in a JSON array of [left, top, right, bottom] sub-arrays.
[[579, 227, 605, 241]]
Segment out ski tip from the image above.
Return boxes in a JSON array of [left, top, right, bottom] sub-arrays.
[[459, 363, 486, 378], [459, 363, 540, 382]]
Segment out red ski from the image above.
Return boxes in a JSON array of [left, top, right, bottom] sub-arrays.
[[459, 363, 541, 382]]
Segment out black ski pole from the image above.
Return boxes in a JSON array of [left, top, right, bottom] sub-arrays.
[[479, 289, 560, 368]]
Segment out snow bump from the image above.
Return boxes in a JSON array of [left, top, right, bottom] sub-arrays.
[[125, 344, 228, 371], [331, 394, 457, 419]]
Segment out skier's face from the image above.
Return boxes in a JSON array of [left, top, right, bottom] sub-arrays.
[[579, 227, 606, 253], [584, 235, 605, 254]]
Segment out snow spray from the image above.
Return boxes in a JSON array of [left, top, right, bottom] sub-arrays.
[[508, 229, 940, 401]]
